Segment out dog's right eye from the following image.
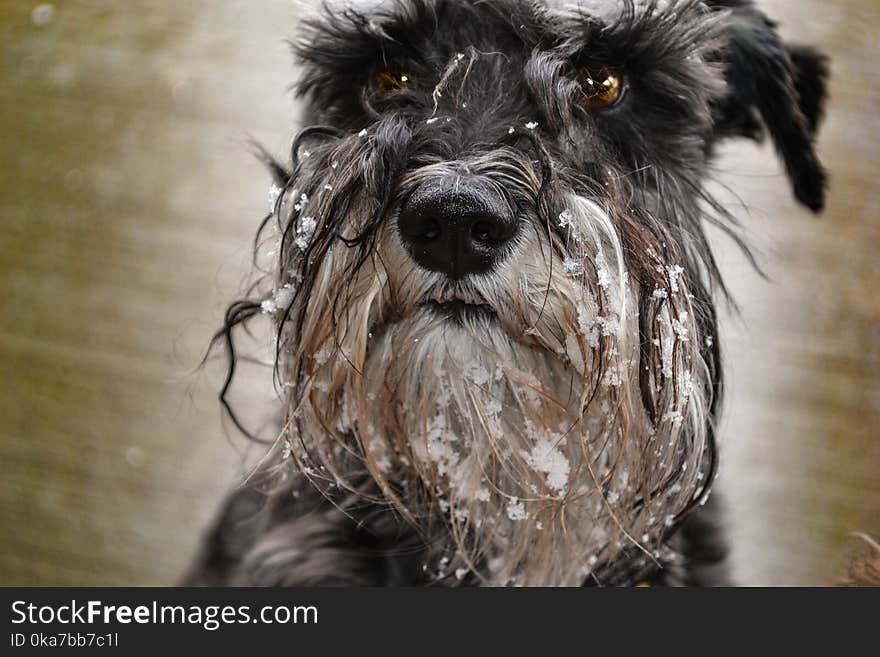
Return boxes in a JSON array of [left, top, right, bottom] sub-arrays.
[[372, 61, 412, 95]]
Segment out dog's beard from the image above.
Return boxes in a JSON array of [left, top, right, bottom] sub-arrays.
[[362, 305, 633, 587], [275, 189, 713, 586]]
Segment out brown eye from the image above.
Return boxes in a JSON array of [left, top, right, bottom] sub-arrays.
[[372, 61, 412, 95], [577, 66, 623, 110]]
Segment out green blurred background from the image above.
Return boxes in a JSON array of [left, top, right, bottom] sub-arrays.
[[1, 1, 878, 586]]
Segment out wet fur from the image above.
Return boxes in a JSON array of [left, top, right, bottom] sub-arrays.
[[185, 0, 828, 587]]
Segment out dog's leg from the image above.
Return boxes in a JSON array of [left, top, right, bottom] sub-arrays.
[[183, 479, 428, 586]]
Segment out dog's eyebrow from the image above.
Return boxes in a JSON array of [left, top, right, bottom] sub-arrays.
[[295, 4, 438, 86], [549, 0, 722, 72], [298, 0, 545, 66]]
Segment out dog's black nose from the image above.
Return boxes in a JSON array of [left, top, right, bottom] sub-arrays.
[[397, 181, 517, 278]]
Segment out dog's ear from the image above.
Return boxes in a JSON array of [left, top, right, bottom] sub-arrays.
[[709, 1, 830, 212]]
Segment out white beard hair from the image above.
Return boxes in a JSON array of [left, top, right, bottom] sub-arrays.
[[276, 189, 714, 587]]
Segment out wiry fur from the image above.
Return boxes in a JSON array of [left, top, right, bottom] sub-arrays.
[[186, 0, 828, 587]]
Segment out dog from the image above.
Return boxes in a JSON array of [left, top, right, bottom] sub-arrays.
[[184, 0, 828, 587]]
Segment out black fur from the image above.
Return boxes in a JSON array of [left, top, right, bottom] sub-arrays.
[[707, 0, 829, 210], [187, 0, 828, 587]]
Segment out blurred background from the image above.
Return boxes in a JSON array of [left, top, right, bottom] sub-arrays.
[[0, 0, 877, 586]]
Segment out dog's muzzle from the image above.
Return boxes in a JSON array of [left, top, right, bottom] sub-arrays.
[[397, 178, 518, 279]]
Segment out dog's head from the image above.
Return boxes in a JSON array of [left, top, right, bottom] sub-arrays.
[[225, 0, 827, 585]]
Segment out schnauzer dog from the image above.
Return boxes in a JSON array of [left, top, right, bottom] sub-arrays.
[[185, 0, 828, 586]]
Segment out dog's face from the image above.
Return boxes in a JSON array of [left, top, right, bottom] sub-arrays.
[[244, 0, 827, 585]]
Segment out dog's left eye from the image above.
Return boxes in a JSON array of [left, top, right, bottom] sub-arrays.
[[577, 65, 624, 110], [372, 61, 412, 95]]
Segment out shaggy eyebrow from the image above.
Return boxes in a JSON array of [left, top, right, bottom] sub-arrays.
[[305, 11, 435, 74], [328, 1, 539, 67], [555, 4, 718, 73]]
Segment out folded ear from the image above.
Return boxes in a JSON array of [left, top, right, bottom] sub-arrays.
[[709, 1, 830, 212]]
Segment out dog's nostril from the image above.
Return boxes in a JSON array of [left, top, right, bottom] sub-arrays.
[[420, 218, 441, 242], [471, 219, 498, 245]]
